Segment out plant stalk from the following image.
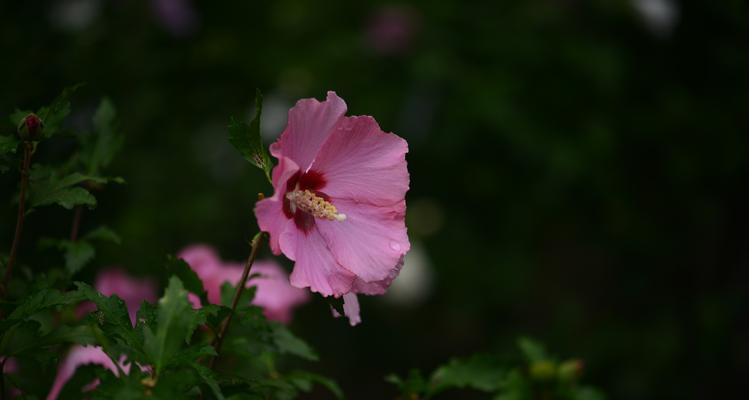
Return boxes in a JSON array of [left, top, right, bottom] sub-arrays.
[[70, 205, 83, 241], [2, 142, 33, 296], [209, 232, 266, 368]]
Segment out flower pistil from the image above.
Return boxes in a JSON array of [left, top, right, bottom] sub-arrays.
[[285, 189, 347, 222]]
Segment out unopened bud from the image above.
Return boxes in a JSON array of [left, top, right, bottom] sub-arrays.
[[17, 113, 43, 141], [558, 359, 584, 381], [529, 360, 556, 381]]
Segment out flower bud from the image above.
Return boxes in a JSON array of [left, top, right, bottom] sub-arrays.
[[17, 113, 43, 141], [558, 359, 584, 381], [529, 360, 556, 381]]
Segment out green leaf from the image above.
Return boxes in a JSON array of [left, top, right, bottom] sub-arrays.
[[74, 282, 140, 357], [166, 347, 224, 400], [190, 361, 226, 400], [0, 134, 19, 173], [28, 167, 105, 210], [0, 134, 18, 155], [220, 281, 256, 308], [41, 324, 98, 346], [143, 276, 196, 374], [83, 226, 122, 244], [571, 387, 607, 400], [0, 320, 43, 356], [287, 371, 343, 399], [517, 337, 547, 362], [80, 98, 124, 175], [63, 240, 95, 275], [428, 355, 505, 395], [3, 287, 85, 328], [270, 323, 318, 361], [166, 255, 208, 305], [9, 109, 31, 127], [37, 84, 83, 137], [40, 228, 120, 276], [386, 369, 428, 397], [228, 90, 272, 182]]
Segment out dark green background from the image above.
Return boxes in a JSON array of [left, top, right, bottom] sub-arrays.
[[1, 1, 747, 399]]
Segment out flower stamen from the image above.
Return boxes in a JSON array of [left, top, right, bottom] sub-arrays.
[[286, 190, 346, 221]]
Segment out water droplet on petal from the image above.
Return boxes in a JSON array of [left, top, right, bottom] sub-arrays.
[[389, 241, 401, 251]]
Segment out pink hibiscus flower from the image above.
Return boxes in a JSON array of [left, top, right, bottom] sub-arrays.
[[48, 268, 157, 400], [254, 91, 410, 325], [178, 244, 308, 323]]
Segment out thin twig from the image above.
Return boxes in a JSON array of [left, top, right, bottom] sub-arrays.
[[2, 142, 33, 296], [70, 205, 83, 241], [209, 232, 266, 368]]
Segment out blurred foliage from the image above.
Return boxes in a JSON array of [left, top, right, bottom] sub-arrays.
[[388, 338, 603, 400], [1, 0, 748, 399]]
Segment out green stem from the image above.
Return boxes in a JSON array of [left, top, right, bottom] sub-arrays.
[[2, 142, 33, 297], [209, 232, 266, 368]]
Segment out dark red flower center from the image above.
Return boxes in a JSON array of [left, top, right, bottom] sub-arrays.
[[283, 170, 339, 233]]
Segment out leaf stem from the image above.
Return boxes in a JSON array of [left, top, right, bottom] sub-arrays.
[[70, 205, 83, 241], [209, 232, 266, 368], [2, 142, 33, 296]]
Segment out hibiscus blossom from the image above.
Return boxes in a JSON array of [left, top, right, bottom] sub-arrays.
[[48, 268, 156, 400], [254, 91, 410, 325], [178, 244, 308, 323]]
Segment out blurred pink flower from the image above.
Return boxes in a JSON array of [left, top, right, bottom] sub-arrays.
[[151, 0, 198, 37], [93, 268, 158, 325], [366, 5, 420, 55], [178, 245, 308, 323], [46, 346, 126, 400], [254, 92, 410, 325], [49, 268, 157, 399]]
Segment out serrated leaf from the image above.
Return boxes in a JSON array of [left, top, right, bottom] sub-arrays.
[[74, 282, 140, 358], [3, 287, 85, 328], [81, 97, 124, 175], [37, 84, 83, 137], [428, 354, 505, 395], [228, 90, 272, 182], [167, 255, 208, 305], [190, 360, 225, 400], [41, 324, 97, 346], [165, 346, 224, 399], [143, 276, 196, 374], [220, 280, 256, 308], [270, 323, 318, 361], [28, 167, 105, 210]]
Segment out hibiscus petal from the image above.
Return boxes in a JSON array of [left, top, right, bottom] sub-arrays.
[[256, 156, 301, 254], [342, 293, 361, 326], [177, 245, 222, 278], [287, 227, 355, 296], [317, 199, 410, 283], [351, 254, 405, 295], [270, 91, 347, 171], [311, 115, 409, 206], [46, 346, 120, 400]]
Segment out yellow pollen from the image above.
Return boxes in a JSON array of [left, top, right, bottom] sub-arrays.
[[286, 190, 347, 221]]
